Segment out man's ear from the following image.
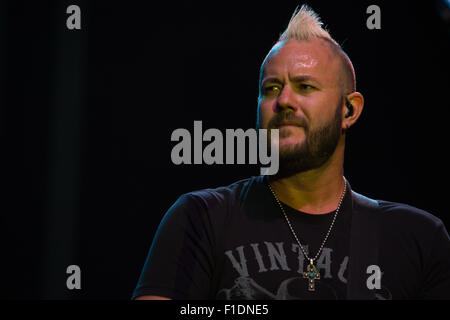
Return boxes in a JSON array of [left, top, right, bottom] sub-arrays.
[[342, 92, 364, 130]]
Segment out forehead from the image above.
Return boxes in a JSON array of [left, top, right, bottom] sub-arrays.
[[262, 39, 340, 84]]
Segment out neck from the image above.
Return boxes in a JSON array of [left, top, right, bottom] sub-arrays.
[[268, 142, 346, 214]]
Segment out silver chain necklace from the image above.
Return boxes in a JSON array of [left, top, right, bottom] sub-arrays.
[[267, 178, 347, 291]]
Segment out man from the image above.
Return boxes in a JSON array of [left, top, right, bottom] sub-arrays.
[[132, 5, 450, 300]]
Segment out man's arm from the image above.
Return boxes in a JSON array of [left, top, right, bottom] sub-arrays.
[[134, 295, 172, 300], [421, 219, 450, 299], [132, 193, 216, 300]]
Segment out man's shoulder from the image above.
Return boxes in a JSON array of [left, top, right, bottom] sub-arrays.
[[179, 175, 265, 207], [353, 190, 443, 229], [378, 199, 443, 228]]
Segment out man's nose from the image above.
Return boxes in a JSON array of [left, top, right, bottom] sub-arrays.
[[276, 85, 297, 112]]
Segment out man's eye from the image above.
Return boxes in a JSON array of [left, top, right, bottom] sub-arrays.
[[263, 86, 281, 95], [299, 84, 314, 91]]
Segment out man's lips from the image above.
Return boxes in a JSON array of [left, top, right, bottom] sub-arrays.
[[276, 121, 304, 128]]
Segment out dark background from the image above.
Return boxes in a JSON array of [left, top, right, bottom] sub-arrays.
[[1, 0, 449, 299]]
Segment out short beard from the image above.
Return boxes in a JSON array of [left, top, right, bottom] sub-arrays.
[[271, 101, 343, 180]]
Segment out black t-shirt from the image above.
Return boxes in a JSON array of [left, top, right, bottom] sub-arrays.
[[132, 176, 450, 300]]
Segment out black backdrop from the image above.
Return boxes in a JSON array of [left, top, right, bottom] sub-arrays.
[[1, 0, 449, 299]]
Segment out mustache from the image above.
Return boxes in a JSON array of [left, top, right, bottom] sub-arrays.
[[267, 112, 308, 130]]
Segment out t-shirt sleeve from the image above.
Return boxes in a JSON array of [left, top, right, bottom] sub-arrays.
[[420, 219, 450, 299], [132, 193, 216, 299]]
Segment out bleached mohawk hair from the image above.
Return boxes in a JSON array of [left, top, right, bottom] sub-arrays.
[[278, 4, 338, 46], [271, 4, 356, 94]]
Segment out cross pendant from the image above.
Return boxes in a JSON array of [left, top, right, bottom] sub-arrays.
[[303, 259, 320, 291]]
